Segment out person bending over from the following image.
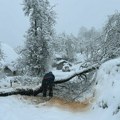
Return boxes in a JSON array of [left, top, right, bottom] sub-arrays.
[[41, 72, 55, 97]]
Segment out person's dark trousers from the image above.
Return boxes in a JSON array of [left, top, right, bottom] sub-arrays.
[[42, 85, 47, 97], [48, 85, 53, 97], [42, 78, 54, 97]]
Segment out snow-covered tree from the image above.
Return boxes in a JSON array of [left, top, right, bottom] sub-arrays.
[[52, 33, 76, 61], [77, 26, 88, 54], [65, 34, 77, 61], [77, 27, 101, 63], [22, 0, 56, 76], [102, 12, 120, 59], [0, 42, 3, 61]]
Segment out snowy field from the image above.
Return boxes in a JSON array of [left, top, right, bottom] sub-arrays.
[[0, 57, 120, 120]]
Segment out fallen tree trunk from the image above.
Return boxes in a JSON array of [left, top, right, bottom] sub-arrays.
[[0, 64, 99, 97], [0, 87, 43, 97], [0, 89, 34, 96], [54, 64, 99, 84]]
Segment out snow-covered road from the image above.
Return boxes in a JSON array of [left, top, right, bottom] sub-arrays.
[[0, 95, 116, 120]]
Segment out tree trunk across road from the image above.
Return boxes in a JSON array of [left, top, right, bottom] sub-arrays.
[[0, 64, 99, 97]]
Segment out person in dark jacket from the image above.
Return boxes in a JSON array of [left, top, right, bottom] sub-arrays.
[[41, 72, 55, 97]]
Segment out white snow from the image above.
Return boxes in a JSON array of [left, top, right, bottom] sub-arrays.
[[0, 56, 120, 120], [0, 95, 116, 120], [1, 42, 18, 65], [93, 57, 120, 118], [52, 69, 75, 80]]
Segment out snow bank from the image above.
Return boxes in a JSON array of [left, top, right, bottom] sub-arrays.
[[94, 57, 120, 117]]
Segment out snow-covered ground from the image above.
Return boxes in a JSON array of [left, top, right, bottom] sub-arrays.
[[0, 42, 120, 120], [0, 95, 114, 120], [93, 58, 120, 118], [0, 57, 120, 120]]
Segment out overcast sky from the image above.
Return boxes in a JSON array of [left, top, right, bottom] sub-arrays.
[[0, 0, 120, 48]]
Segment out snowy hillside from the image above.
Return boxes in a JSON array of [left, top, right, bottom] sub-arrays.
[[93, 57, 120, 118], [1, 42, 18, 65]]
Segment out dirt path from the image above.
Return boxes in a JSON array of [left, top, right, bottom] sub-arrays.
[[47, 97, 93, 112], [16, 95, 93, 112]]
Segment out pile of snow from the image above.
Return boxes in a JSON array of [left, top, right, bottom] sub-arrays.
[[94, 57, 120, 117], [1, 42, 18, 65]]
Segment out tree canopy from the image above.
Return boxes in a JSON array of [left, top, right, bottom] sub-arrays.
[[22, 0, 56, 76]]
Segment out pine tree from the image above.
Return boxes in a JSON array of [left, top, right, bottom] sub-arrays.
[[22, 0, 56, 76]]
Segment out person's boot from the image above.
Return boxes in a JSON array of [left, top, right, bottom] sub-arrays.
[[49, 92, 53, 99]]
